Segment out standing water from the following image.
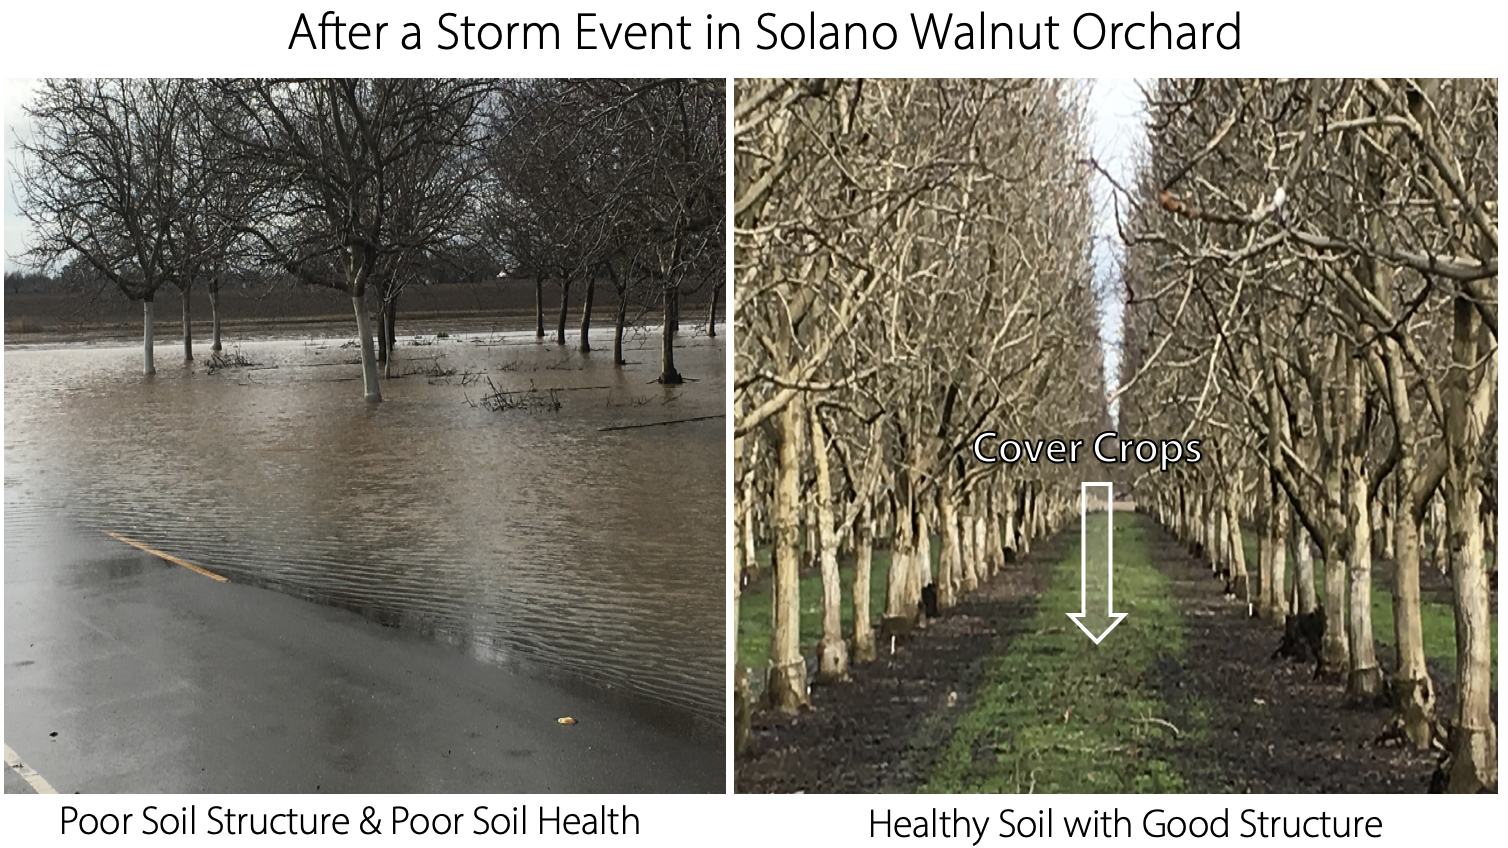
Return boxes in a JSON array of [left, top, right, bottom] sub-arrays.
[[4, 327, 725, 736]]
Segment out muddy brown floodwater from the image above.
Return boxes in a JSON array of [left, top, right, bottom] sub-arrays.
[[4, 326, 725, 736]]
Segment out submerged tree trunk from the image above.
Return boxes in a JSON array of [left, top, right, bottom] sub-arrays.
[[180, 286, 193, 361], [614, 285, 629, 365], [386, 297, 397, 373], [535, 277, 546, 340], [209, 280, 222, 352], [376, 301, 390, 366], [579, 276, 595, 352], [658, 287, 683, 384], [142, 299, 156, 375], [353, 295, 382, 403], [556, 278, 571, 346]]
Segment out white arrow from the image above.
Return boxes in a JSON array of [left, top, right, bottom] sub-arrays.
[[1067, 481, 1126, 644]]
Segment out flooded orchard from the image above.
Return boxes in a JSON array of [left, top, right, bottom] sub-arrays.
[[5, 327, 726, 736]]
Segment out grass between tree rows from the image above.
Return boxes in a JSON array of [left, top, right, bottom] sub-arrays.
[[1237, 530, 1497, 685], [923, 514, 1194, 792], [738, 543, 941, 672]]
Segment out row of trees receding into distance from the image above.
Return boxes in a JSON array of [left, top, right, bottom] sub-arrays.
[[734, 77, 1103, 741], [12, 78, 724, 397], [1119, 78, 1496, 792], [734, 77, 1497, 794]]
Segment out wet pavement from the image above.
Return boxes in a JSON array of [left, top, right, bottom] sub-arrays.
[[5, 514, 720, 792], [5, 326, 726, 793]]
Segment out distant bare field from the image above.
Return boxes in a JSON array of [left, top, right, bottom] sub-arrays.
[[5, 279, 718, 344]]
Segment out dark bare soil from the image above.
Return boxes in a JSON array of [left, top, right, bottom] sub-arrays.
[[736, 535, 1066, 793], [736, 518, 1477, 794], [1151, 532, 1445, 793]]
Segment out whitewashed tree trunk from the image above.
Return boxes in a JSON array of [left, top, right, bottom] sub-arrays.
[[851, 501, 877, 663], [765, 399, 807, 712], [1344, 458, 1382, 698], [986, 487, 1005, 577], [958, 493, 978, 595], [809, 410, 847, 682], [352, 295, 381, 402], [1290, 521, 1318, 615], [938, 489, 960, 609], [1443, 295, 1497, 792]]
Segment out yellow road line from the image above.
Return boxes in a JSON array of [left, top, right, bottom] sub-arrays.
[[104, 531, 229, 583], [5, 744, 59, 794]]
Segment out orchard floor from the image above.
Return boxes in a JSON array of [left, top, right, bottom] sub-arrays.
[[736, 512, 1482, 793]]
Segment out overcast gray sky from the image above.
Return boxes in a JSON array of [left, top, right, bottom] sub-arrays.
[[1085, 78, 1148, 408], [4, 77, 40, 273]]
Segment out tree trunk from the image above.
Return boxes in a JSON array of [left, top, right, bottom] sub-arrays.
[[884, 490, 921, 632], [1344, 354, 1382, 700], [958, 492, 978, 595], [1430, 496, 1448, 573], [142, 299, 156, 375], [180, 286, 193, 361], [1391, 496, 1435, 748], [1382, 335, 1434, 745], [579, 276, 595, 352], [809, 409, 848, 682], [972, 508, 988, 588], [556, 278, 571, 346], [938, 489, 960, 610], [1018, 484, 1033, 556], [352, 295, 382, 403], [1443, 294, 1496, 793], [1319, 534, 1349, 679], [667, 286, 679, 333], [852, 501, 877, 663], [765, 398, 808, 712], [535, 277, 546, 339], [1290, 521, 1318, 615], [1344, 459, 1383, 700], [658, 287, 683, 384], [733, 504, 750, 755], [614, 284, 628, 366], [915, 509, 932, 609], [706, 284, 720, 337], [986, 487, 1005, 577], [387, 297, 397, 364], [209, 281, 222, 352], [1225, 484, 1250, 602], [1002, 486, 1018, 559]]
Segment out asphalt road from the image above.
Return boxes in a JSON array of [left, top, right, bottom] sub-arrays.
[[4, 511, 722, 793]]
